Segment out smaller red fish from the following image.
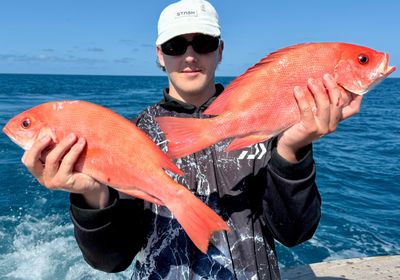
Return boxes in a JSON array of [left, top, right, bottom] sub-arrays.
[[3, 100, 230, 253]]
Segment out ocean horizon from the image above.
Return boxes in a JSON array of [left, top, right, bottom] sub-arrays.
[[0, 74, 399, 279]]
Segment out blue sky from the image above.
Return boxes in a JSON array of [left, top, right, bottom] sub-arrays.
[[0, 0, 399, 77]]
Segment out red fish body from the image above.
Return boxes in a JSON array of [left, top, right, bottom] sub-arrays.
[[156, 42, 396, 158], [3, 100, 229, 253]]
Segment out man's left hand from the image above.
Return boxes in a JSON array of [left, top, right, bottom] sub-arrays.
[[277, 73, 363, 163]]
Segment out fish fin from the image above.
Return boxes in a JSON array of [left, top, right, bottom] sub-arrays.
[[204, 76, 250, 115], [159, 157, 184, 176], [205, 62, 271, 115], [166, 183, 230, 253], [204, 93, 230, 115], [225, 134, 271, 152], [205, 43, 311, 116], [117, 188, 164, 206], [156, 116, 218, 159], [38, 127, 58, 143]]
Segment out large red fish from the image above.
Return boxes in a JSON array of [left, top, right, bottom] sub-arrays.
[[156, 42, 396, 159], [2, 100, 229, 253]]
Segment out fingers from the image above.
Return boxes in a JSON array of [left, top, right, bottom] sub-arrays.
[[278, 86, 320, 162], [293, 86, 316, 127], [20, 132, 104, 203], [307, 78, 330, 134], [58, 137, 86, 176], [295, 74, 348, 141], [21, 135, 53, 183], [42, 135, 102, 195], [342, 93, 363, 120], [22, 132, 85, 190], [42, 133, 78, 183], [282, 73, 363, 160], [322, 74, 344, 131]]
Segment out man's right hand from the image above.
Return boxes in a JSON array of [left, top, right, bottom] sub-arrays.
[[21, 133, 110, 209]]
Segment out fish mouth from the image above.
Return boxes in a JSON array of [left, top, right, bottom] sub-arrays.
[[2, 126, 31, 150], [382, 65, 396, 76], [2, 126, 15, 144], [349, 54, 396, 95], [378, 53, 396, 78], [2, 125, 10, 136], [364, 54, 396, 94]]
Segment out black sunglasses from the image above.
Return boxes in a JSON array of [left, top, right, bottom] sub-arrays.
[[161, 34, 220, 56]]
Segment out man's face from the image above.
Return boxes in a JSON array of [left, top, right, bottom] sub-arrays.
[[157, 33, 223, 100]]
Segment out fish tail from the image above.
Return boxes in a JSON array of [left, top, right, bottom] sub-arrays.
[[156, 116, 221, 159], [165, 183, 230, 253]]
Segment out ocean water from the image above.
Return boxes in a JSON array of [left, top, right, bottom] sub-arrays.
[[0, 74, 399, 279]]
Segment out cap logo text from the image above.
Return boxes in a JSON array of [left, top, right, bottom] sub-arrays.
[[176, 10, 198, 18]]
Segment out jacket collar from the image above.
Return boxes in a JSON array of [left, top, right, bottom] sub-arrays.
[[159, 83, 224, 114]]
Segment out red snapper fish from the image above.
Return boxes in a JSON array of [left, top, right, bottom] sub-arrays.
[[2, 100, 229, 253], [156, 42, 396, 159]]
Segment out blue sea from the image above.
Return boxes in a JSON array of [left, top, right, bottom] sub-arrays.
[[0, 74, 399, 279]]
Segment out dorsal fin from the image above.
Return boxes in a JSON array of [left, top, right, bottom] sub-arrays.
[[205, 43, 312, 115]]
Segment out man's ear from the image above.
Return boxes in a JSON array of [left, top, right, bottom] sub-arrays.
[[218, 40, 224, 63], [156, 46, 165, 68]]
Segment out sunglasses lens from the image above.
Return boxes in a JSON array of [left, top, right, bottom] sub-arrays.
[[161, 35, 220, 56], [161, 36, 187, 56], [192, 35, 220, 54]]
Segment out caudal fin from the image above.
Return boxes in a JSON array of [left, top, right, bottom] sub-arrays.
[[166, 184, 230, 253], [156, 116, 219, 159]]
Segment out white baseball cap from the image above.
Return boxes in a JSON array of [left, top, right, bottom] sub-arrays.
[[156, 0, 221, 46]]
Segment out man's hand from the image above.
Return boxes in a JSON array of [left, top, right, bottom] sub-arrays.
[[21, 133, 110, 209], [277, 73, 363, 163]]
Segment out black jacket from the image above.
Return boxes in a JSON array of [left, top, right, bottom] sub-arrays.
[[70, 84, 321, 280]]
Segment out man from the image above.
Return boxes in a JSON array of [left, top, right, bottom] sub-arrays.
[[21, 0, 362, 279]]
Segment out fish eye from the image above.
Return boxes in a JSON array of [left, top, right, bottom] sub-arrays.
[[21, 118, 31, 129], [358, 54, 369, 65]]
